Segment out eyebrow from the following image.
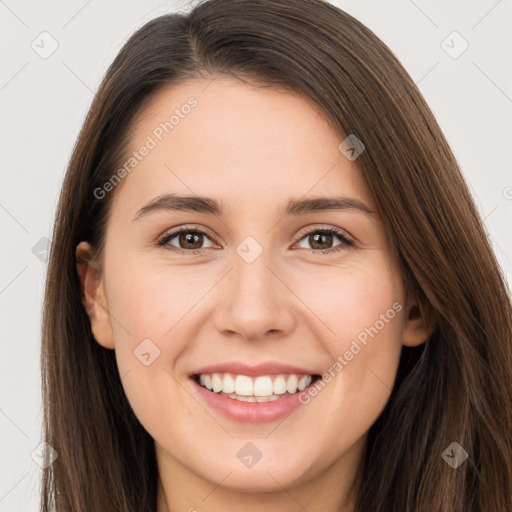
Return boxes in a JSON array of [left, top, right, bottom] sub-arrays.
[[133, 193, 376, 221]]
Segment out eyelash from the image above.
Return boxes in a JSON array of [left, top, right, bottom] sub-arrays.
[[156, 225, 354, 255]]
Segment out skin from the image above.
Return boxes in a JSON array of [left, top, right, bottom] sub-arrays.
[[76, 77, 429, 512]]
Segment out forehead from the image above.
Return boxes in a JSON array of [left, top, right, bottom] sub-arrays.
[[114, 76, 375, 215]]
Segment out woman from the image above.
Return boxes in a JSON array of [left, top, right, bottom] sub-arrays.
[[40, 0, 512, 510]]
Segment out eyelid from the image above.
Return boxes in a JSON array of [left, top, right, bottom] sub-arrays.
[[158, 224, 217, 240], [294, 224, 353, 243], [157, 224, 220, 248]]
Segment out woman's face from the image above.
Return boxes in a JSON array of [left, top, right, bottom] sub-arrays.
[[78, 77, 424, 505]]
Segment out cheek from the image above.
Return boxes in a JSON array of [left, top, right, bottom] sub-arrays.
[[107, 258, 210, 341], [291, 258, 403, 348], [102, 260, 198, 407], [290, 260, 404, 412]]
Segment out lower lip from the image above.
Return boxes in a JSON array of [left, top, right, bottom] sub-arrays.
[[190, 377, 316, 423]]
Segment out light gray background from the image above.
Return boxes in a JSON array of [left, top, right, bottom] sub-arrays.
[[1, 1, 511, 510]]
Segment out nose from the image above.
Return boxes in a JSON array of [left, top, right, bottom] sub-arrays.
[[212, 248, 296, 342]]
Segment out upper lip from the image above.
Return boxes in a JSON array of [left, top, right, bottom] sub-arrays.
[[190, 361, 319, 377]]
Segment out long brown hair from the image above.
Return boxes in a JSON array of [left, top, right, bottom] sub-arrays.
[[41, 0, 512, 510]]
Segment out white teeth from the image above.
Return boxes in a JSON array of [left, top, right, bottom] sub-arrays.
[[211, 373, 223, 393], [226, 392, 288, 402], [286, 374, 298, 394], [298, 375, 312, 390], [197, 372, 315, 398], [273, 375, 287, 395], [222, 373, 235, 393], [202, 374, 212, 390], [233, 395, 256, 402], [253, 376, 273, 396], [235, 375, 253, 396]]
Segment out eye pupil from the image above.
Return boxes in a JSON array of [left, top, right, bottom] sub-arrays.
[[310, 232, 333, 250], [180, 232, 202, 249]]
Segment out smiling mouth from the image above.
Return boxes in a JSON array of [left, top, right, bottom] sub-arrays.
[[192, 372, 322, 402]]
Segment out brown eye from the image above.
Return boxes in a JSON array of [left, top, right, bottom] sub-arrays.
[[177, 232, 204, 250], [158, 228, 216, 253], [295, 227, 353, 253], [308, 232, 334, 250]]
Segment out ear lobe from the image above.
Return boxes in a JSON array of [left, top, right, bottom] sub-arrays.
[[76, 241, 115, 350], [402, 292, 435, 347]]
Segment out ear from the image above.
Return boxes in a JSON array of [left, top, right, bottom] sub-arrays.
[[76, 241, 115, 349], [401, 291, 435, 347]]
